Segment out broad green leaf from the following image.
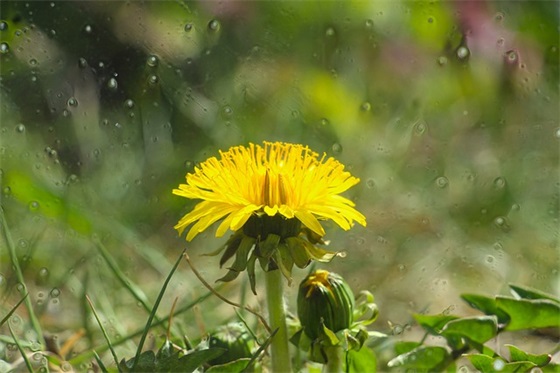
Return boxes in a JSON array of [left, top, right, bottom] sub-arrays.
[[466, 354, 498, 373], [173, 348, 226, 373], [461, 293, 510, 324], [206, 358, 251, 373], [467, 355, 537, 373], [413, 314, 459, 335], [496, 296, 560, 330], [509, 284, 560, 304], [394, 341, 421, 356], [345, 347, 377, 373], [440, 316, 498, 344], [505, 344, 551, 366], [387, 345, 449, 370]]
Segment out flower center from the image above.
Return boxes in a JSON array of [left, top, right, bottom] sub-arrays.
[[263, 169, 288, 207]]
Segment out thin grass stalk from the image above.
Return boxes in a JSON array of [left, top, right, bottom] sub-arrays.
[[8, 322, 35, 372], [131, 248, 186, 370], [1, 208, 44, 345], [85, 295, 122, 372]]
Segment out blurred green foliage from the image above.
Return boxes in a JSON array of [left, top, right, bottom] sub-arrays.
[[0, 1, 558, 371]]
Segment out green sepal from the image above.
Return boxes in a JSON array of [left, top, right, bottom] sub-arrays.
[[216, 269, 241, 283], [301, 239, 339, 262], [257, 233, 281, 259], [227, 236, 255, 272], [353, 291, 379, 327], [273, 247, 294, 285], [285, 237, 312, 268], [246, 253, 258, 295]]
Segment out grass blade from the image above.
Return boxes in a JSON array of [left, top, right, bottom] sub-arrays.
[[85, 295, 122, 372], [8, 322, 35, 372], [0, 293, 28, 327], [1, 208, 44, 345], [131, 248, 186, 370], [93, 350, 109, 373]]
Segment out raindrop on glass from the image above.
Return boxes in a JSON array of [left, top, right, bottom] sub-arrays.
[[67, 97, 78, 107], [456, 46, 469, 60], [436, 176, 449, 188], [0, 42, 9, 54], [146, 54, 159, 67], [16, 123, 25, 133], [504, 50, 518, 64], [437, 56, 448, 66], [50, 288, 61, 297], [29, 58, 37, 66], [184, 23, 193, 32], [38, 267, 49, 279], [124, 99, 135, 109], [554, 128, 560, 139], [78, 57, 87, 68], [325, 26, 335, 37], [0, 21, 7, 31], [84, 24, 92, 34], [3, 186, 11, 195], [208, 19, 220, 32], [493, 177, 506, 189], [485, 255, 495, 264], [365, 19, 373, 28], [331, 143, 342, 153], [414, 121, 427, 134], [366, 178, 375, 189], [148, 74, 158, 85], [29, 201, 40, 210], [107, 77, 118, 90], [360, 102, 371, 112]]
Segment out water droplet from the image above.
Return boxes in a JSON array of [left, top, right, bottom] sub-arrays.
[[360, 102, 371, 112], [67, 97, 78, 107], [16, 283, 26, 293], [78, 57, 88, 68], [184, 23, 193, 32], [146, 54, 158, 67], [325, 26, 335, 37], [124, 99, 135, 109], [398, 264, 406, 271], [222, 105, 233, 117], [366, 178, 375, 189], [456, 46, 470, 60], [184, 160, 194, 171], [29, 201, 40, 210], [554, 128, 560, 139], [208, 19, 220, 32], [492, 177, 506, 191], [427, 16, 435, 24], [435, 176, 449, 188], [107, 77, 118, 90], [0, 21, 8, 31], [38, 267, 49, 278], [485, 255, 495, 264], [148, 74, 158, 85], [331, 143, 342, 153], [3, 186, 11, 195], [0, 42, 9, 54], [365, 19, 373, 28], [414, 121, 427, 134], [84, 24, 92, 34], [437, 56, 448, 66], [494, 12, 504, 22], [50, 288, 60, 297], [504, 50, 518, 64], [16, 123, 25, 133], [29, 58, 37, 66]]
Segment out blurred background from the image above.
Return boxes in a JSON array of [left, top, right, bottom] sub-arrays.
[[1, 0, 558, 368]]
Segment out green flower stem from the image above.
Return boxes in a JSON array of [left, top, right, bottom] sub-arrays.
[[265, 269, 293, 372], [323, 345, 344, 373]]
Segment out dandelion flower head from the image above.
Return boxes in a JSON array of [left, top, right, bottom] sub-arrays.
[[173, 141, 366, 241]]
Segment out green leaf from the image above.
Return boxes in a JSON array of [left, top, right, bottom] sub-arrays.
[[461, 293, 510, 324], [345, 347, 377, 373], [173, 348, 226, 373], [285, 236, 311, 268], [466, 354, 500, 373], [496, 296, 560, 330], [258, 233, 281, 259], [505, 344, 551, 366], [413, 314, 459, 335], [509, 284, 560, 304], [440, 316, 498, 344], [387, 345, 450, 371], [205, 358, 251, 373], [394, 341, 421, 356], [120, 351, 156, 372]]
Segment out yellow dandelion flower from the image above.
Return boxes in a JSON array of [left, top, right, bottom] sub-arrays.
[[173, 141, 366, 241]]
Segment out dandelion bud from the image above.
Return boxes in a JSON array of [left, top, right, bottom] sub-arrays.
[[208, 323, 253, 366], [297, 270, 355, 341]]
